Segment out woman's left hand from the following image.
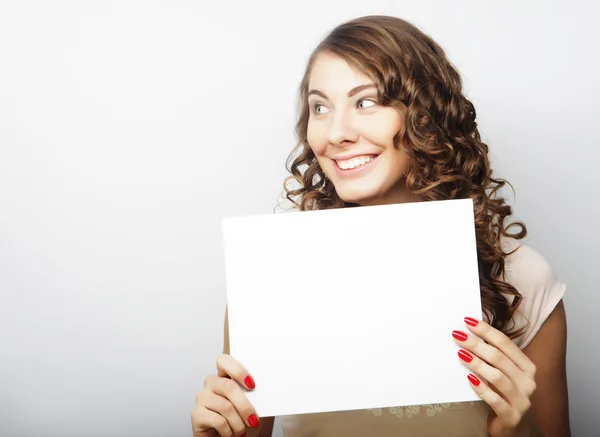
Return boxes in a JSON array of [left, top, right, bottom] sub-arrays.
[[452, 317, 541, 437]]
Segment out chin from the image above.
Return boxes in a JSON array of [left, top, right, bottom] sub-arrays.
[[336, 189, 380, 206]]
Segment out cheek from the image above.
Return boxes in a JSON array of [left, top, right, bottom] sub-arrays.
[[307, 121, 327, 156], [375, 109, 403, 140], [393, 150, 411, 175], [360, 113, 402, 148], [383, 117, 403, 146]]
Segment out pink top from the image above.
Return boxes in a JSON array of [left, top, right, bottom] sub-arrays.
[[280, 239, 566, 437]]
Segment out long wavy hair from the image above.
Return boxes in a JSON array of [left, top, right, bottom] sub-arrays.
[[283, 15, 527, 338]]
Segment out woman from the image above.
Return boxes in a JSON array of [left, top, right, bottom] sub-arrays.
[[191, 15, 570, 437]]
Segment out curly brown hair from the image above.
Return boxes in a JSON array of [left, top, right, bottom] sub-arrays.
[[283, 15, 527, 338]]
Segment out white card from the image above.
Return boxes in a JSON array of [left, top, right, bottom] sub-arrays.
[[222, 198, 482, 417]]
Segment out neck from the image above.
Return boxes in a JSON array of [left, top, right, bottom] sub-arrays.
[[357, 187, 419, 207]]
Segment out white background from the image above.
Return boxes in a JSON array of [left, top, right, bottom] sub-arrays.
[[0, 1, 597, 436]]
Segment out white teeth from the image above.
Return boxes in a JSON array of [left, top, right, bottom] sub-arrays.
[[336, 155, 374, 170]]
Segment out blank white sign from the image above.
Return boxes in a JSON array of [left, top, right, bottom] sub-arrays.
[[222, 199, 482, 417]]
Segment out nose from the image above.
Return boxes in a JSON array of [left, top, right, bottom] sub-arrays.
[[326, 110, 359, 147]]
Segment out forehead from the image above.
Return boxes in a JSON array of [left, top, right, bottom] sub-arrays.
[[308, 51, 372, 93]]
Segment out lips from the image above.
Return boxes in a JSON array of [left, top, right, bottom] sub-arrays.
[[334, 154, 379, 170], [333, 154, 380, 175]]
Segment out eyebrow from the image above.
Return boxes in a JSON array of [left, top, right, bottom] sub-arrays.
[[307, 84, 376, 99]]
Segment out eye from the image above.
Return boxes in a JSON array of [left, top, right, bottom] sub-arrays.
[[357, 98, 377, 109], [312, 103, 330, 115]]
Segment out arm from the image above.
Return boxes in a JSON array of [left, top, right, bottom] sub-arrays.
[[224, 307, 275, 437], [523, 299, 570, 437], [455, 300, 570, 437]]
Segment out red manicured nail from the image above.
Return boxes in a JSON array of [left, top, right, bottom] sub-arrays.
[[452, 330, 468, 341], [240, 434, 246, 437], [458, 349, 473, 363], [244, 375, 255, 389], [248, 414, 259, 429], [464, 317, 479, 327], [467, 374, 481, 386]]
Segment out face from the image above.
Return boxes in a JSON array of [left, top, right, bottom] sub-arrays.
[[306, 51, 415, 206]]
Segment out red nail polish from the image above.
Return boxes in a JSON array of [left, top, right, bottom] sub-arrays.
[[452, 330, 468, 341], [248, 414, 259, 429], [464, 317, 479, 327], [240, 434, 246, 437], [244, 375, 255, 389], [458, 349, 473, 363], [468, 374, 481, 386]]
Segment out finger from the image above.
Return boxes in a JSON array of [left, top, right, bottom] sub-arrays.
[[191, 406, 235, 437], [466, 373, 527, 429], [202, 392, 247, 436], [463, 317, 537, 378], [452, 329, 534, 396], [216, 354, 256, 390], [206, 376, 260, 430], [457, 348, 532, 414]]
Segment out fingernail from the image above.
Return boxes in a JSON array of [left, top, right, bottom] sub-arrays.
[[464, 317, 479, 327], [452, 330, 468, 341], [467, 374, 481, 386], [244, 375, 255, 389], [240, 434, 246, 437], [248, 414, 259, 429], [458, 349, 473, 363]]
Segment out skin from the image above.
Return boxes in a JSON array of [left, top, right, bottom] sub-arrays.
[[305, 51, 416, 207], [190, 51, 570, 437]]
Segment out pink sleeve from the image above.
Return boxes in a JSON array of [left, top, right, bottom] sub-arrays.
[[506, 244, 566, 350]]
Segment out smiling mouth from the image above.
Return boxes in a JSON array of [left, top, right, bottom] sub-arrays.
[[334, 154, 379, 170]]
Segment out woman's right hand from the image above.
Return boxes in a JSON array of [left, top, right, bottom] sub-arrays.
[[191, 354, 260, 437]]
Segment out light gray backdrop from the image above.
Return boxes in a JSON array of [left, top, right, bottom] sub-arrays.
[[0, 1, 597, 436]]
